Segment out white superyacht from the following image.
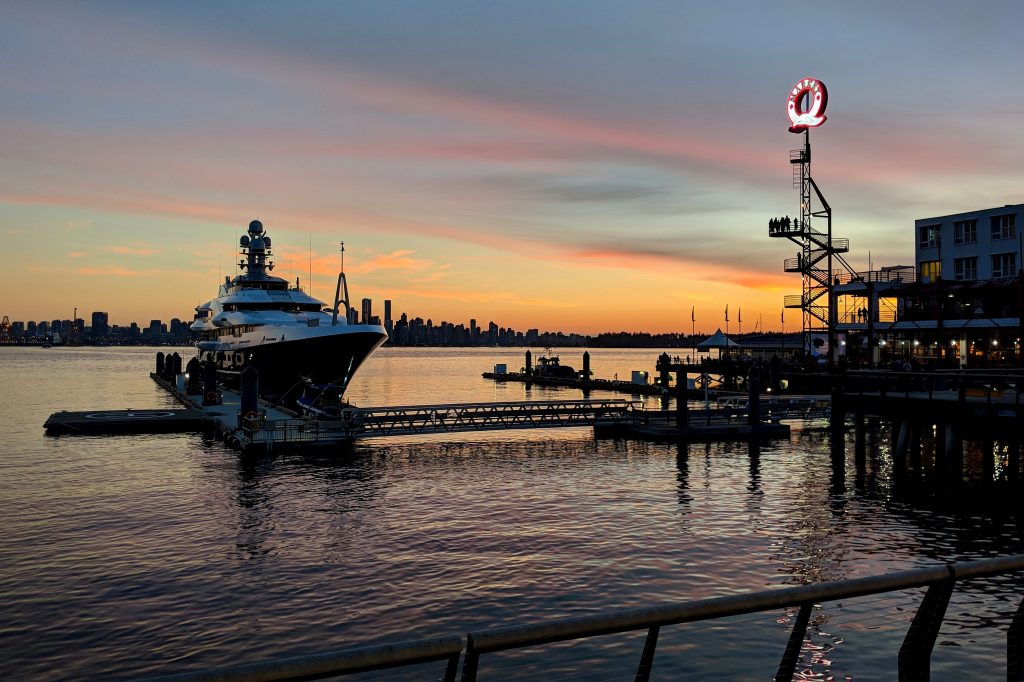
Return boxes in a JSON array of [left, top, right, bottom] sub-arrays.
[[190, 220, 387, 399]]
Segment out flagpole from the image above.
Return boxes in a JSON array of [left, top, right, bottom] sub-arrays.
[[691, 306, 696, 359]]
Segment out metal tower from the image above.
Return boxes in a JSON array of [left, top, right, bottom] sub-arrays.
[[768, 129, 856, 359]]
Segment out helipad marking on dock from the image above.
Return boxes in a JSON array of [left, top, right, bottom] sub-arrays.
[[84, 411, 177, 419]]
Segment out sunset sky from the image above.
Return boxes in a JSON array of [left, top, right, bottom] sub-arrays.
[[4, 1, 1024, 333]]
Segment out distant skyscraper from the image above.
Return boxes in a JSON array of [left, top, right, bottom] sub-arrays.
[[384, 299, 392, 326], [361, 298, 372, 325], [91, 312, 109, 337]]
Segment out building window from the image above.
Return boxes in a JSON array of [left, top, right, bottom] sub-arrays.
[[953, 219, 977, 244], [919, 224, 941, 248], [992, 253, 1016, 278], [991, 214, 1016, 240], [953, 256, 977, 280], [920, 260, 942, 283]]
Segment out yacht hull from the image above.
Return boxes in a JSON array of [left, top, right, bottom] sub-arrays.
[[199, 328, 387, 400]]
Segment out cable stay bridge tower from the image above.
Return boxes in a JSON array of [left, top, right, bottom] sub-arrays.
[[768, 78, 857, 361]]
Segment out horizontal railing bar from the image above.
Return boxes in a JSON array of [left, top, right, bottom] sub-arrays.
[[142, 635, 465, 682], [468, 556, 1024, 653], [350, 399, 638, 412]]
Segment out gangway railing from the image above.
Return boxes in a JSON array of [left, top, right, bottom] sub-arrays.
[[242, 399, 638, 442], [142, 555, 1024, 682]]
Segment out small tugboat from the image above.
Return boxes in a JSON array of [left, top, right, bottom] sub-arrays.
[[190, 219, 388, 400]]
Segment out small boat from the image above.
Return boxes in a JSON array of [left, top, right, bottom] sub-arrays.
[[296, 382, 349, 420]]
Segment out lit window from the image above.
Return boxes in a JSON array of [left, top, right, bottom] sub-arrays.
[[919, 224, 941, 248], [919, 260, 942, 283]]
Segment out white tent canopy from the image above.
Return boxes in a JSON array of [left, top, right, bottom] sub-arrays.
[[697, 328, 740, 349]]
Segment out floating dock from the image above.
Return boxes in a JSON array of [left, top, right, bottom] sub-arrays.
[[482, 370, 669, 396], [43, 408, 208, 435], [43, 361, 798, 450]]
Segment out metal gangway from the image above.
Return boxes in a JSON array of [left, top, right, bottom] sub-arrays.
[[242, 399, 638, 444]]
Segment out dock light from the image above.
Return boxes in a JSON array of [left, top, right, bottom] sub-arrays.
[[880, 340, 887, 347], [992, 340, 999, 346], [951, 340, 958, 346], [913, 340, 920, 347]]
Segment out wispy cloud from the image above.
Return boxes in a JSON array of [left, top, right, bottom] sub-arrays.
[[105, 245, 161, 256], [76, 266, 148, 277]]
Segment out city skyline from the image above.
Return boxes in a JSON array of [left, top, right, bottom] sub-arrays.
[[5, 3, 1024, 332], [3, 294, 766, 344]]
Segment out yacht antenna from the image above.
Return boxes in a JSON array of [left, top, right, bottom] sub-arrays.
[[308, 234, 313, 297], [340, 241, 345, 273]]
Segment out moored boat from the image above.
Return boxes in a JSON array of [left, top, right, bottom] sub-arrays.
[[190, 220, 387, 400]]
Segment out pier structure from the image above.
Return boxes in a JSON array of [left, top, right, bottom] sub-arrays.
[[769, 78, 857, 363], [832, 369, 1024, 483], [44, 353, 794, 449]]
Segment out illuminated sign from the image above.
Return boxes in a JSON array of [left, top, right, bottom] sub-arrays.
[[787, 77, 828, 133]]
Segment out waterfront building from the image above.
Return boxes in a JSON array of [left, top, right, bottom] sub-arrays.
[[835, 203, 1022, 368]]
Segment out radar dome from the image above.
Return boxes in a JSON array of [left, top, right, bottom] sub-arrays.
[[264, 236, 271, 247], [250, 237, 265, 251], [248, 219, 264, 234], [240, 235, 250, 247]]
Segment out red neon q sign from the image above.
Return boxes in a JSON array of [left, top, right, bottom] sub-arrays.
[[787, 77, 828, 133]]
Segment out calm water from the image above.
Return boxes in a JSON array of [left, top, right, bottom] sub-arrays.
[[1, 346, 1023, 680]]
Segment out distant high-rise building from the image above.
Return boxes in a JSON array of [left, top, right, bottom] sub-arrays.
[[361, 298, 372, 325], [384, 299, 392, 329], [91, 312, 109, 338], [27, 321, 37, 337]]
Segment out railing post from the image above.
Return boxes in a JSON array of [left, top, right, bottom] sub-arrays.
[[444, 651, 461, 682], [898, 571, 955, 681], [461, 635, 479, 682], [634, 625, 660, 682], [775, 602, 813, 682], [1008, 595, 1024, 681]]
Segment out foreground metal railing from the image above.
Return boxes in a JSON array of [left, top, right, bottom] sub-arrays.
[[143, 555, 1024, 682]]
